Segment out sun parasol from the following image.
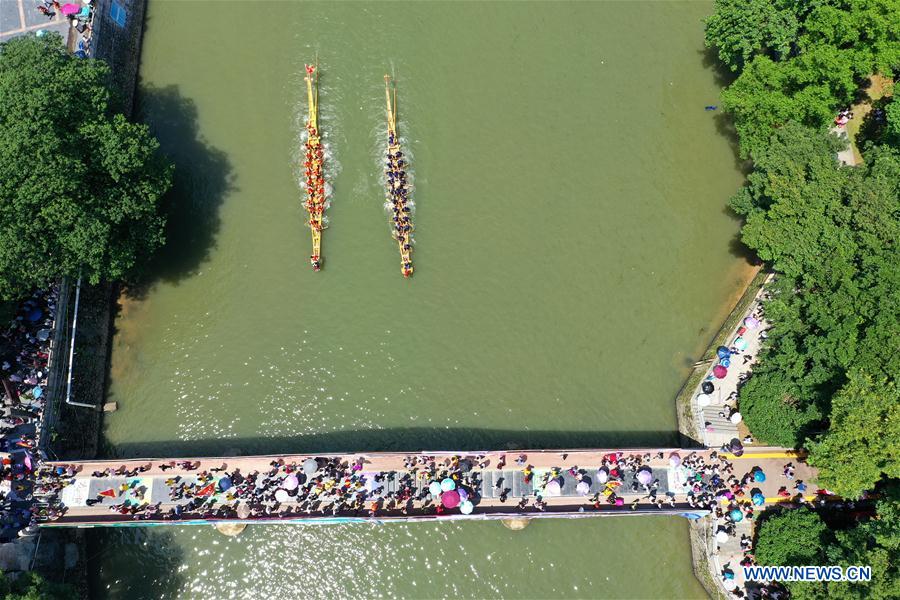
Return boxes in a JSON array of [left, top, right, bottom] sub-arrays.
[[545, 480, 561, 496], [441, 489, 460, 508]]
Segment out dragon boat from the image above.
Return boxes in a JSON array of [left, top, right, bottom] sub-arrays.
[[303, 64, 326, 271], [384, 75, 414, 278]]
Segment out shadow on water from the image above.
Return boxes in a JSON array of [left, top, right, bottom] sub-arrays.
[[698, 47, 752, 175], [101, 428, 702, 459], [86, 526, 186, 600], [126, 84, 235, 298]]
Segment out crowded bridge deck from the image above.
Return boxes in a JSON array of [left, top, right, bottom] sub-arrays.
[[35, 447, 817, 528]]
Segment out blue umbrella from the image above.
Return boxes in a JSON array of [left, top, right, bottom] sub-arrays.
[[32, 387, 43, 399], [752, 493, 765, 506], [730, 509, 743, 522], [716, 346, 730, 359], [26, 309, 42, 322], [218, 477, 232, 491], [720, 357, 731, 368], [754, 470, 766, 483]]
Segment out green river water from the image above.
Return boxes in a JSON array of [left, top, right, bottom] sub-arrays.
[[91, 1, 748, 598]]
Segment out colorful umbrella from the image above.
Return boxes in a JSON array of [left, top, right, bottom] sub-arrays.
[[98, 488, 117, 498], [61, 4, 80, 15], [440, 478, 456, 492], [441, 489, 460, 508], [734, 337, 748, 351], [302, 458, 318, 475], [597, 468, 609, 484], [428, 481, 442, 496], [196, 483, 215, 497], [545, 480, 561, 496], [720, 357, 731, 368], [637, 469, 652, 485], [744, 316, 760, 329], [713, 365, 727, 379]]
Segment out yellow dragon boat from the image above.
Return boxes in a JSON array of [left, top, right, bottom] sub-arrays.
[[303, 64, 326, 271], [384, 75, 414, 278]]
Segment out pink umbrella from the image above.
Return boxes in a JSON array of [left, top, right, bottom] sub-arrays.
[[61, 3, 80, 15], [282, 474, 299, 490], [669, 452, 681, 467], [23, 454, 32, 471], [441, 489, 460, 508], [637, 468, 652, 485], [744, 316, 760, 329], [713, 365, 727, 379]]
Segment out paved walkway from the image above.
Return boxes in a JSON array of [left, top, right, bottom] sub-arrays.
[[691, 276, 773, 449], [0, 0, 69, 44]]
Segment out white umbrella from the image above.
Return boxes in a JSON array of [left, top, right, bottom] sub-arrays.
[[545, 480, 561, 497], [696, 394, 711, 407], [715, 530, 729, 543], [460, 500, 474, 515], [275, 489, 290, 503], [302, 458, 318, 475], [576, 481, 591, 495], [730, 412, 743, 424], [236, 503, 251, 519], [597, 468, 609, 484], [669, 452, 681, 467], [723, 579, 738, 591]]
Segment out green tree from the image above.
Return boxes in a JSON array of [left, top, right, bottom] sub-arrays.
[[0, 33, 172, 300], [704, 0, 799, 72], [807, 372, 900, 498], [0, 571, 76, 600]]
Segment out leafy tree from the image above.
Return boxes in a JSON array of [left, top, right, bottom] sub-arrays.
[[0, 571, 76, 600], [0, 33, 172, 300], [754, 499, 900, 600], [710, 0, 900, 157], [807, 372, 900, 498], [885, 97, 900, 147], [755, 507, 829, 566], [704, 0, 799, 72], [734, 126, 900, 453]]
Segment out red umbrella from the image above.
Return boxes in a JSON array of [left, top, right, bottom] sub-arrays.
[[196, 483, 216, 497], [98, 488, 117, 498], [61, 3, 80, 15], [713, 365, 727, 379], [441, 489, 460, 508]]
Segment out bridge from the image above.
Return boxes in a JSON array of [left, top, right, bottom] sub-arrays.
[[36, 447, 817, 528]]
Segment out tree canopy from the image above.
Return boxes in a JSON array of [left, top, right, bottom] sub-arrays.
[[707, 0, 900, 157], [0, 33, 172, 300], [730, 124, 900, 458], [754, 495, 900, 600]]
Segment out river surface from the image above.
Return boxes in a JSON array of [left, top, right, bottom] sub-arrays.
[[92, 1, 747, 598]]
